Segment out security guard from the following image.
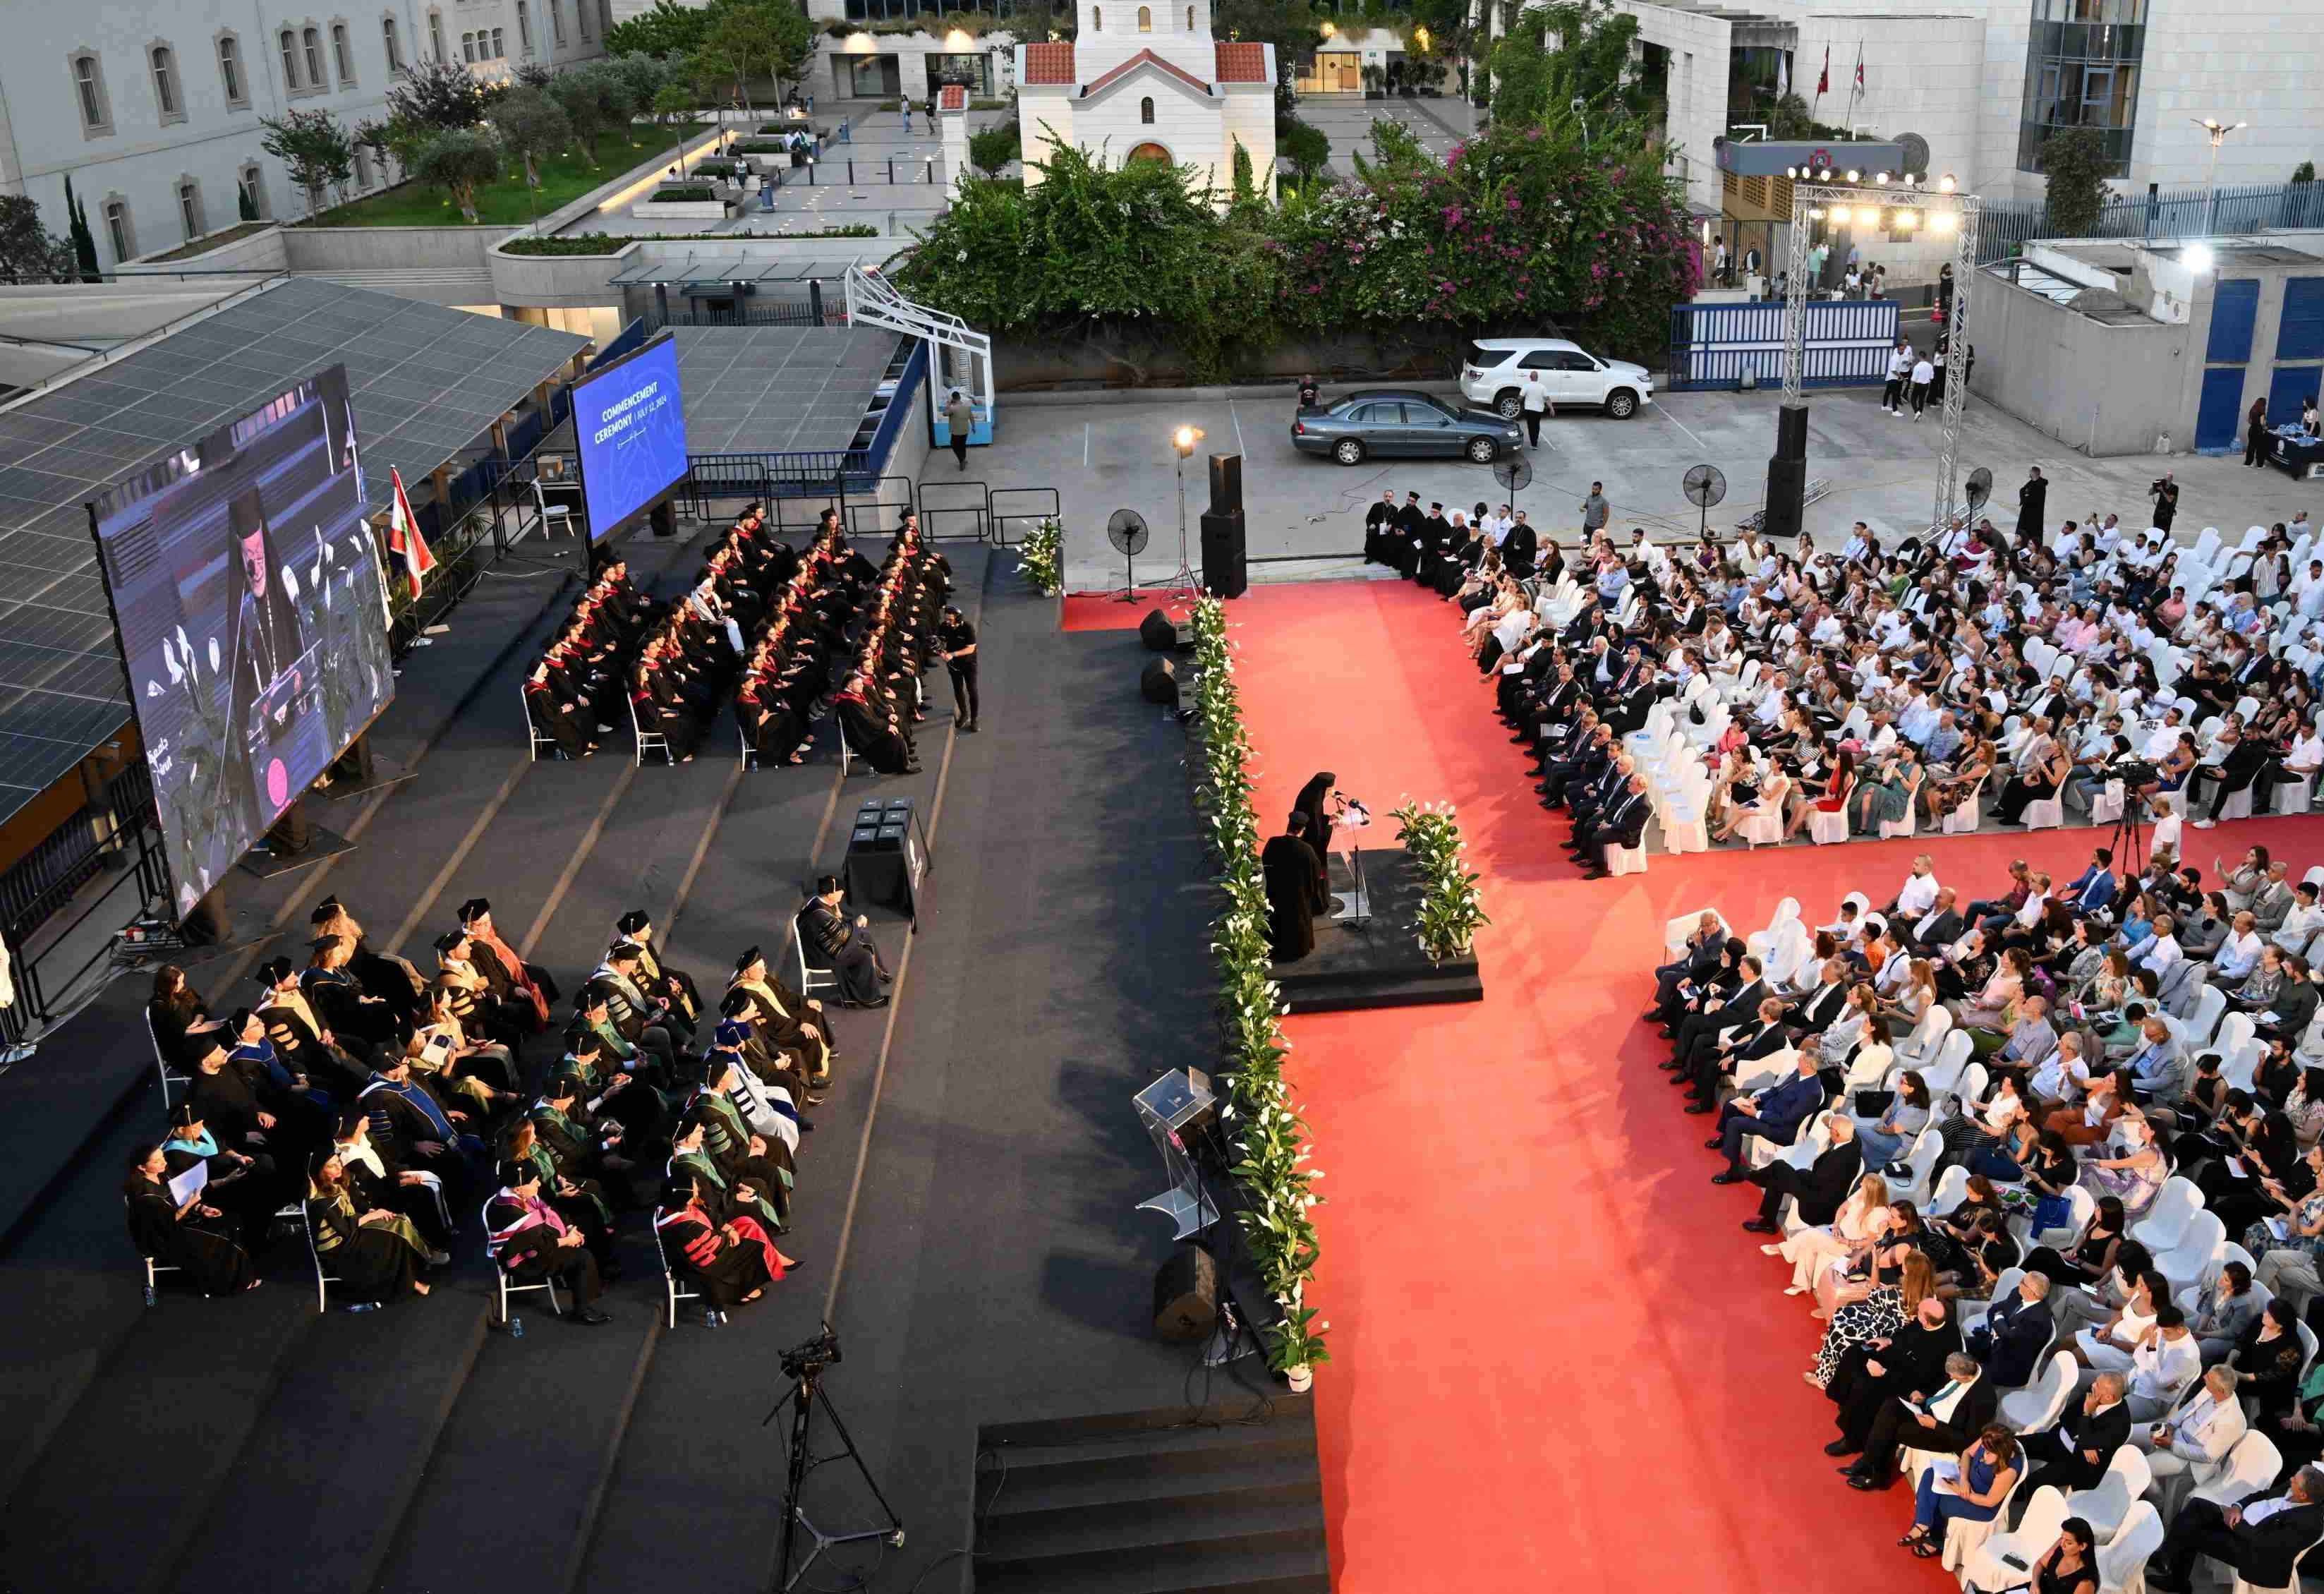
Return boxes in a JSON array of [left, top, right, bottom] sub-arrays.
[[935, 604, 979, 732]]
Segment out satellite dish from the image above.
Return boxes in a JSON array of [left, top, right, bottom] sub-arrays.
[[1493, 456, 1533, 495], [1897, 133, 1931, 177], [1106, 508, 1150, 602], [1964, 466, 1994, 513], [1682, 463, 1728, 538]]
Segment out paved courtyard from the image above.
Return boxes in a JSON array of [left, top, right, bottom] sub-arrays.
[[1291, 92, 1475, 176], [957, 380, 2324, 592]]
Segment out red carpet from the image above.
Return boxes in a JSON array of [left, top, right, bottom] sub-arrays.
[[1060, 591, 1196, 632], [1225, 577, 2324, 1593]]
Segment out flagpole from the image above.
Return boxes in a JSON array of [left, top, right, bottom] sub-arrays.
[[1846, 44, 1863, 130], [1812, 45, 1828, 120]]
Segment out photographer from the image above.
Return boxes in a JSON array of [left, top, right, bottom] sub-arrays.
[[2150, 472, 2180, 532]]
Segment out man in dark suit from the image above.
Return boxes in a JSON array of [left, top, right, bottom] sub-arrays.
[[1967, 1271, 2055, 1387], [1743, 1113, 1860, 1231], [2015, 1371, 2134, 1507], [2065, 849, 2119, 918], [1710, 1049, 1822, 1181], [1575, 775, 1651, 878], [2143, 1464, 2324, 1593], [1538, 720, 1613, 809], [1652, 914, 1729, 1020], [1784, 962, 1852, 1038], [1670, 955, 1766, 1073], [1906, 889, 1965, 953], [1684, 996, 1792, 1109], [1841, 1351, 1999, 1489]]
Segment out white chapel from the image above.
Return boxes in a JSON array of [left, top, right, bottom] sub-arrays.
[[1012, 0, 1277, 201]]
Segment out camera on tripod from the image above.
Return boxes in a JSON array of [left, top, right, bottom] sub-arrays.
[[781, 1324, 842, 1380]]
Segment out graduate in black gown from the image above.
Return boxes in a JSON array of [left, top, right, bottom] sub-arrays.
[[1261, 814, 1330, 961], [124, 1144, 258, 1296]]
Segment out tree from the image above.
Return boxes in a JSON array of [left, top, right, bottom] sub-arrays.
[[412, 127, 504, 222], [606, 0, 719, 59], [493, 87, 573, 203], [761, 2, 815, 102], [651, 78, 696, 162], [1487, 0, 1652, 134], [2294, 161, 2316, 184], [547, 66, 620, 165], [1276, 111, 1329, 188], [62, 174, 99, 278], [385, 56, 497, 133], [967, 121, 1021, 176], [0, 195, 73, 282], [1213, 0, 1319, 73], [260, 107, 357, 217], [605, 52, 671, 125], [2040, 126, 2110, 237], [702, 6, 780, 116]]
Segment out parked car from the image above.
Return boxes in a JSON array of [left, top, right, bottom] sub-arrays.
[[1290, 390, 1524, 465], [1460, 339, 1654, 419]]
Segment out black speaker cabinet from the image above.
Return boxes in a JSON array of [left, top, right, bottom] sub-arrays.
[[1139, 608, 1178, 651], [1139, 656, 1180, 707], [1199, 509, 1248, 599], [1153, 1244, 1221, 1341], [1207, 452, 1244, 517]]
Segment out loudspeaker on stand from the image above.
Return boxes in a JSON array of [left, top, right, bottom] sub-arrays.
[[1152, 1243, 1221, 1341]]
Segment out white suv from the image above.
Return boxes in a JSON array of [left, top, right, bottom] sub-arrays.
[[1460, 338, 1655, 420]]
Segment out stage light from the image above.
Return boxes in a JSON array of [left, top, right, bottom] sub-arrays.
[[1893, 208, 1916, 229], [1846, 169, 1860, 183], [1174, 425, 1200, 456], [1829, 205, 1851, 224], [1808, 205, 1827, 220], [1786, 165, 1798, 179], [2186, 242, 2217, 272], [1938, 173, 1957, 193], [1931, 211, 1957, 233], [1875, 171, 1890, 185]]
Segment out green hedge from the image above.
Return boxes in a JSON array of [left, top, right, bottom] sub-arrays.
[[1189, 596, 1328, 1378]]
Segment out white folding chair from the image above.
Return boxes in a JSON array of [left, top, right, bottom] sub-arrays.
[[2062, 1444, 2150, 1544], [653, 1209, 713, 1329], [145, 1008, 191, 1116], [629, 694, 671, 768], [1663, 910, 1731, 959], [2188, 1430, 2284, 1512], [1999, 1351, 2078, 1432], [484, 1198, 564, 1331], [1963, 1484, 2071, 1593], [2130, 1176, 2206, 1254], [523, 678, 560, 761], [1944, 774, 1988, 834], [301, 1202, 345, 1315], [791, 917, 841, 1003]]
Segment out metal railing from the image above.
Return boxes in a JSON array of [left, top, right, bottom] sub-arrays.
[[0, 761, 167, 1026], [1974, 178, 2324, 265], [1666, 298, 1900, 392], [988, 488, 1058, 548], [916, 479, 989, 540]]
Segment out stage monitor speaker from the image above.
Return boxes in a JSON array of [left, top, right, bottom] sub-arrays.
[[1139, 608, 1179, 652], [1207, 452, 1244, 517], [1139, 656, 1180, 708], [1199, 509, 1248, 599], [1153, 1244, 1221, 1341]]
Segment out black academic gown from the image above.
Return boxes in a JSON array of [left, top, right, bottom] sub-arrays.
[[125, 1175, 254, 1295], [1262, 834, 1329, 961]]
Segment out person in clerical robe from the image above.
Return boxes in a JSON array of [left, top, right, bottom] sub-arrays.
[[1262, 815, 1331, 962], [1290, 771, 1338, 862], [1362, 491, 1399, 567]]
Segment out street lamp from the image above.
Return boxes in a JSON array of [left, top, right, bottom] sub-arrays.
[[1170, 426, 1204, 598], [2192, 116, 2247, 236], [1412, 24, 1431, 51]]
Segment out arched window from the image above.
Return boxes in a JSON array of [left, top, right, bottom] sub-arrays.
[[461, 30, 476, 61], [1091, 6, 1101, 28], [1139, 95, 1154, 123], [382, 16, 401, 71], [1186, 6, 1194, 28], [517, 0, 532, 53], [177, 178, 205, 239], [279, 29, 300, 87], [217, 35, 248, 106], [428, 10, 444, 61], [150, 45, 181, 119], [1137, 5, 1151, 29], [70, 50, 112, 134], [331, 23, 354, 84], [1126, 141, 1170, 163], [302, 27, 324, 85]]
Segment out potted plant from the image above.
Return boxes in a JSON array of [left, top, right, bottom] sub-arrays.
[[1390, 801, 1489, 963], [1361, 62, 1385, 100]]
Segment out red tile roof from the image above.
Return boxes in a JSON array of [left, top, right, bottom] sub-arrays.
[[1022, 42, 1076, 85], [1213, 42, 1269, 83], [1082, 47, 1214, 98], [938, 83, 967, 110]]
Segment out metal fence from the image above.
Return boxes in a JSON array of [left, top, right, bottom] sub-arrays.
[[646, 298, 847, 332], [1666, 298, 1900, 392], [1975, 179, 2324, 265], [0, 761, 167, 1027]]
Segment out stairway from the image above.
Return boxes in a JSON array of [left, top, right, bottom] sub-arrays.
[[972, 1395, 1328, 1594]]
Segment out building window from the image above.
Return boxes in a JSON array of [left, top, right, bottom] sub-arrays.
[[177, 179, 205, 241], [428, 10, 444, 60], [1091, 6, 1101, 27], [1185, 5, 1194, 26], [331, 23, 355, 83], [238, 163, 267, 219], [281, 28, 301, 87], [577, 0, 591, 40], [517, 1, 532, 53], [68, 50, 111, 135], [2016, 0, 2148, 176], [461, 30, 476, 61], [551, 0, 565, 45], [1137, 4, 1151, 28], [102, 198, 133, 262], [303, 28, 325, 86], [382, 16, 401, 70], [353, 146, 373, 188], [490, 27, 505, 57], [218, 35, 248, 105], [151, 45, 183, 120], [599, 0, 612, 34], [1139, 95, 1154, 123]]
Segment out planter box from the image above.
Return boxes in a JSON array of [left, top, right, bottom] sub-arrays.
[[631, 196, 737, 220]]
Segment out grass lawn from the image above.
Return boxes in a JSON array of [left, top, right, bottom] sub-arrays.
[[141, 219, 275, 261], [308, 121, 712, 227]]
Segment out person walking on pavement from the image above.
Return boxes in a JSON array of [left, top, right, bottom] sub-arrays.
[[936, 603, 979, 732], [944, 389, 974, 471], [1882, 340, 1913, 416], [1581, 481, 1610, 536], [1909, 351, 1935, 421], [1521, 370, 1551, 448], [2248, 396, 2272, 468]]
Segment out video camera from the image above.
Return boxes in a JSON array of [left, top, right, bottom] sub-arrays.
[[781, 1324, 844, 1380]]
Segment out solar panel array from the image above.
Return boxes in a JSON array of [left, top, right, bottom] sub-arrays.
[[672, 325, 900, 455], [0, 277, 589, 827]]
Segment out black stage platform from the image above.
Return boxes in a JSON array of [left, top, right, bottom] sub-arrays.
[[0, 525, 1323, 1594], [1272, 846, 1485, 1013]]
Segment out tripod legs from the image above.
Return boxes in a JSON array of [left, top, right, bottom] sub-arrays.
[[772, 1375, 907, 1593]]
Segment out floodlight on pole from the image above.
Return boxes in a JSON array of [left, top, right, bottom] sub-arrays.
[[1168, 426, 1204, 599], [2192, 116, 2246, 235]]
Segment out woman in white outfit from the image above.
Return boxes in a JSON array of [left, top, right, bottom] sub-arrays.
[[1773, 1173, 1891, 1296]]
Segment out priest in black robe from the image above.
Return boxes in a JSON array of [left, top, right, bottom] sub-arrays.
[[1391, 493, 1427, 577], [1290, 771, 1338, 862], [1262, 816, 1330, 962], [1362, 491, 1399, 566]]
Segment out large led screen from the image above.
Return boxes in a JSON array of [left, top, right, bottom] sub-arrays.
[[571, 332, 689, 543], [91, 366, 396, 917]]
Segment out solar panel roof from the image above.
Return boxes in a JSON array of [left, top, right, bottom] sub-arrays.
[[0, 277, 588, 826]]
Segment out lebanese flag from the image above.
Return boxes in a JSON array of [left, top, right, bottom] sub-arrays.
[[386, 467, 435, 598], [1853, 48, 1865, 90], [1816, 47, 1829, 96]]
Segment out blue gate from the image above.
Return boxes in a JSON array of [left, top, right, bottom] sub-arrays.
[[1666, 299, 1901, 392], [2196, 368, 2248, 453]]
